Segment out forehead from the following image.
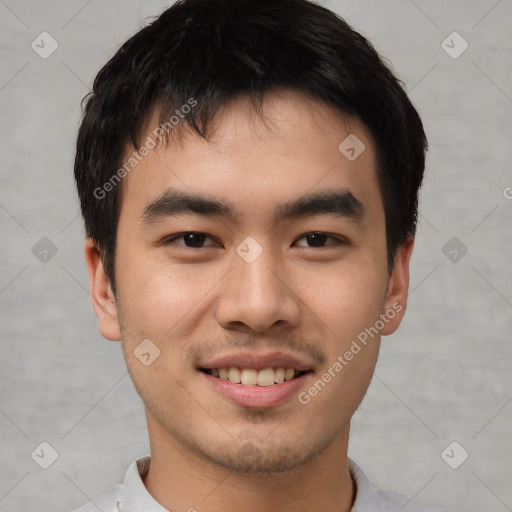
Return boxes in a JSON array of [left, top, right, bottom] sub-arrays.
[[118, 89, 382, 226]]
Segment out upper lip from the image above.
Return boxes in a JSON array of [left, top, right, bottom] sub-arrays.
[[198, 351, 316, 372]]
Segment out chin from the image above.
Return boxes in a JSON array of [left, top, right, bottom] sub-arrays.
[[191, 434, 329, 476]]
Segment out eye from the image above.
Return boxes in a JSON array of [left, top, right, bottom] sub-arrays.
[[163, 232, 220, 248], [294, 232, 346, 248], [162, 231, 346, 249]]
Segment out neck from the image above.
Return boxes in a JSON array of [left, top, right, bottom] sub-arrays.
[[142, 415, 356, 512]]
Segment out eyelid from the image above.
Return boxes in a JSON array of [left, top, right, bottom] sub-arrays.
[[293, 232, 350, 247], [163, 232, 221, 247], [162, 231, 350, 248]]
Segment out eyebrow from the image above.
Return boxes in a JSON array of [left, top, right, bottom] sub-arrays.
[[139, 188, 365, 226]]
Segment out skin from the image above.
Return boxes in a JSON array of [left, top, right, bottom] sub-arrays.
[[85, 88, 414, 512]]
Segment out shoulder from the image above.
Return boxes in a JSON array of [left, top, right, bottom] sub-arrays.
[[69, 457, 151, 512], [369, 488, 448, 512], [70, 483, 125, 512], [348, 458, 448, 512]]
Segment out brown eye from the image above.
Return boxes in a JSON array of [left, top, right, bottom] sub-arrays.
[[294, 232, 344, 248], [164, 232, 218, 248]]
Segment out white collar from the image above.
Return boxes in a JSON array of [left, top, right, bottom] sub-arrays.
[[112, 454, 442, 512]]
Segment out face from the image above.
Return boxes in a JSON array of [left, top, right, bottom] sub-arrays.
[[85, 88, 412, 475]]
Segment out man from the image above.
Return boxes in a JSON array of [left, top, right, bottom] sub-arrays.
[[72, 0, 445, 510]]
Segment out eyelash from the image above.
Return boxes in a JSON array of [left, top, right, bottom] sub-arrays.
[[162, 232, 348, 249]]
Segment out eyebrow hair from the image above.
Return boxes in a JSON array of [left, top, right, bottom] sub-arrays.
[[139, 188, 365, 226], [272, 189, 364, 224]]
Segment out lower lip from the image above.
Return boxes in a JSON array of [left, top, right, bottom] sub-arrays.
[[200, 371, 311, 408]]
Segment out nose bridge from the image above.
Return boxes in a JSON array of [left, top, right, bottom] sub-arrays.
[[215, 239, 300, 331], [237, 247, 280, 301]]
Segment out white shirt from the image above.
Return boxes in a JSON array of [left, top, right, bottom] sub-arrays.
[[71, 455, 446, 512]]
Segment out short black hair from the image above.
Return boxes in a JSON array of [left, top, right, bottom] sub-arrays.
[[74, 0, 427, 297]]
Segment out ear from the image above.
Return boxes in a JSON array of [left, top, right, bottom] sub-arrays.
[[83, 238, 121, 341], [381, 238, 414, 336]]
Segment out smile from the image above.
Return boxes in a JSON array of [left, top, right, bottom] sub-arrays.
[[200, 367, 311, 387]]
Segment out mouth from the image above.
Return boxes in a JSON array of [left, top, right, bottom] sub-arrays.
[[196, 351, 317, 407], [199, 367, 313, 387]]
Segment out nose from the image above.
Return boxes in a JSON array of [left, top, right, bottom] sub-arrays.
[[214, 246, 301, 333]]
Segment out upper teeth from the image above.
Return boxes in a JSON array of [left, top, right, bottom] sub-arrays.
[[212, 367, 297, 386]]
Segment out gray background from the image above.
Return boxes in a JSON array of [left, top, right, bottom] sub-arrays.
[[1, 0, 511, 511]]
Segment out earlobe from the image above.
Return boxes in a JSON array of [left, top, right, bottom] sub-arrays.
[[83, 238, 121, 341], [382, 238, 414, 336]]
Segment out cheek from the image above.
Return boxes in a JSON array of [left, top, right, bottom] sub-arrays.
[[300, 264, 387, 344], [296, 269, 384, 415], [116, 246, 225, 340]]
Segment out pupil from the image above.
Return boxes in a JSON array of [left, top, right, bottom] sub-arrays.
[[306, 233, 327, 247], [185, 233, 206, 247]]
